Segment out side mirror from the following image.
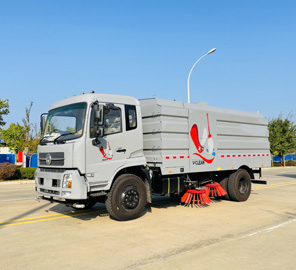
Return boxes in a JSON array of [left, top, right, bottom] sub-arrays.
[[93, 103, 104, 142], [96, 106, 104, 126], [40, 113, 47, 134]]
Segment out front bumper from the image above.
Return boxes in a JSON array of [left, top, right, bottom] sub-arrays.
[[35, 168, 88, 200]]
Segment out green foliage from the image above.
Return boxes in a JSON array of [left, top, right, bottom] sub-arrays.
[[0, 123, 26, 153], [0, 102, 40, 155], [0, 99, 9, 128], [14, 167, 36, 180], [0, 163, 17, 180], [0, 165, 36, 180], [268, 113, 296, 162]]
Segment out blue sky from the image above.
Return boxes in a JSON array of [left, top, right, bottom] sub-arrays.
[[0, 0, 295, 128]]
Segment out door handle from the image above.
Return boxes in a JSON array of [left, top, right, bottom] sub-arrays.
[[116, 148, 126, 153]]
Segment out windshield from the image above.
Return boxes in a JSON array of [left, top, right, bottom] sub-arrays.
[[42, 103, 87, 143]]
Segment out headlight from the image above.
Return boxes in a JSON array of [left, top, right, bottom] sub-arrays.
[[62, 173, 72, 188]]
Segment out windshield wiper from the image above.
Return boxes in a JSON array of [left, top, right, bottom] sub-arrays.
[[53, 132, 74, 144], [40, 137, 50, 145]]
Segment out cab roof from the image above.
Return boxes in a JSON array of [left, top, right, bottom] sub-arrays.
[[49, 93, 140, 111]]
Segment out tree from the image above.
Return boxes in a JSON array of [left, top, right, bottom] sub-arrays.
[[0, 99, 9, 128], [0, 123, 26, 153], [268, 113, 296, 166], [22, 101, 40, 154], [0, 102, 40, 166]]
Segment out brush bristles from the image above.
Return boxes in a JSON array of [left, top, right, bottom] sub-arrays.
[[205, 182, 227, 197], [181, 189, 212, 206]]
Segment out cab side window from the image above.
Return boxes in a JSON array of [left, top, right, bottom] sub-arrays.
[[104, 106, 122, 135], [125, 105, 137, 131]]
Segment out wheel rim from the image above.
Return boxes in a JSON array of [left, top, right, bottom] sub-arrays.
[[121, 185, 140, 209], [238, 177, 249, 194]]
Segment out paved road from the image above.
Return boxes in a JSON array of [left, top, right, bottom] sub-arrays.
[[0, 167, 296, 270], [0, 182, 36, 203]]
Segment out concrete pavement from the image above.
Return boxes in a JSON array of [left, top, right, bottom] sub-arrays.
[[0, 167, 296, 270]]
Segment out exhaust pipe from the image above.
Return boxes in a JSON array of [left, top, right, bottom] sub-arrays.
[[72, 203, 85, 209]]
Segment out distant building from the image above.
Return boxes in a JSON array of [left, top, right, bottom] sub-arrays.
[[0, 139, 12, 154]]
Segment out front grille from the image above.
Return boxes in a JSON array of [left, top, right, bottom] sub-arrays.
[[40, 188, 60, 195], [39, 152, 65, 166]]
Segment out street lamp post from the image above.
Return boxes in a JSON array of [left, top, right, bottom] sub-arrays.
[[187, 48, 216, 103]]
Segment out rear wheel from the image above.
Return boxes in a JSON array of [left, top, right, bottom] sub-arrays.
[[228, 169, 251, 202], [106, 174, 147, 221]]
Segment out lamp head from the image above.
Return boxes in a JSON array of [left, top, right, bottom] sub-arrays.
[[207, 48, 216, 55]]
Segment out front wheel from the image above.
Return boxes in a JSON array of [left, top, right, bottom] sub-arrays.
[[228, 169, 251, 202], [106, 174, 147, 221]]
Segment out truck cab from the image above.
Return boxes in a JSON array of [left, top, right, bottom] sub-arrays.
[[35, 93, 148, 216]]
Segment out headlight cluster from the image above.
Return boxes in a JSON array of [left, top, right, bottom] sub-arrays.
[[62, 173, 72, 188]]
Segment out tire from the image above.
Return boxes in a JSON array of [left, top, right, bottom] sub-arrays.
[[219, 176, 230, 200], [228, 169, 251, 202], [106, 174, 147, 221]]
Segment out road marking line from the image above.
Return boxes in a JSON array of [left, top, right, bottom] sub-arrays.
[[252, 182, 296, 190], [243, 219, 296, 238], [0, 210, 104, 228], [0, 209, 98, 223]]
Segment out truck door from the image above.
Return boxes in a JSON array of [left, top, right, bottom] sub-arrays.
[[85, 103, 130, 191]]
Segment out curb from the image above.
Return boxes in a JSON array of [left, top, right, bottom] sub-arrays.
[[0, 180, 34, 185], [263, 166, 296, 170]]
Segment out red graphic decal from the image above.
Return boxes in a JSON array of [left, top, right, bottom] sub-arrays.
[[193, 153, 215, 164], [206, 113, 214, 155], [207, 113, 212, 138], [190, 124, 204, 153], [100, 142, 113, 160], [191, 113, 216, 164]]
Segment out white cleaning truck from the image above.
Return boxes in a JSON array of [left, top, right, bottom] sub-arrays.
[[35, 92, 270, 220]]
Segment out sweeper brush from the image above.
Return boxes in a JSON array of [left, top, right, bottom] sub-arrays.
[[181, 188, 212, 206], [205, 182, 227, 197]]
